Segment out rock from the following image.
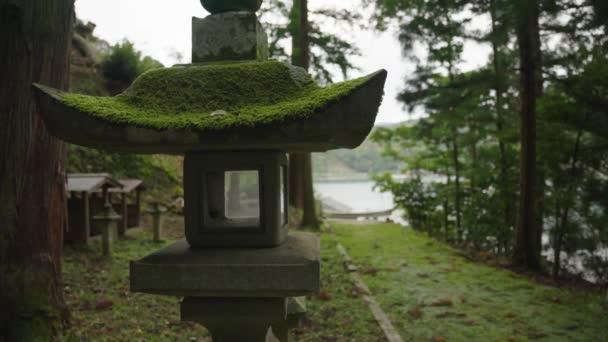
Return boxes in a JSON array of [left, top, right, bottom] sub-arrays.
[[210, 110, 228, 116], [201, 0, 263, 14], [95, 299, 114, 311]]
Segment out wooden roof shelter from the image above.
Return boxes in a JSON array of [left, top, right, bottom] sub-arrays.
[[66, 174, 145, 245]]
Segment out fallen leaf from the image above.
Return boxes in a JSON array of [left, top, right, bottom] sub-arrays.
[[429, 299, 453, 307], [549, 297, 561, 304], [317, 290, 332, 301], [528, 332, 548, 340], [361, 268, 379, 276], [408, 307, 424, 319], [95, 299, 113, 311], [436, 312, 466, 319], [349, 286, 368, 298]]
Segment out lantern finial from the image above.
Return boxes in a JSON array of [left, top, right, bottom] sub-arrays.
[[200, 0, 263, 14]]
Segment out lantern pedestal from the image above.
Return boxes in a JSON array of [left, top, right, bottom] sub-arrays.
[[181, 297, 306, 342], [130, 232, 318, 341], [130, 232, 319, 298]]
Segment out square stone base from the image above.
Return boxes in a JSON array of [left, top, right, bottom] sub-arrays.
[[130, 232, 319, 297]]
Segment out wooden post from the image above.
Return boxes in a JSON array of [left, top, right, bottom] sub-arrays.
[[83, 191, 91, 245], [135, 190, 142, 227], [119, 192, 128, 236]]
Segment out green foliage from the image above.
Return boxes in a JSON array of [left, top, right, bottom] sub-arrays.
[[68, 27, 180, 201], [375, 174, 442, 233], [260, 0, 361, 83], [67, 146, 181, 199], [313, 127, 403, 179], [61, 61, 370, 131], [100, 40, 163, 85], [369, 0, 608, 280]]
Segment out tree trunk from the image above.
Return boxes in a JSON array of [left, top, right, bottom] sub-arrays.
[[551, 201, 563, 277], [552, 113, 587, 278], [443, 167, 451, 242], [532, 4, 546, 268], [513, 0, 542, 270], [452, 133, 462, 243], [0, 1, 74, 340], [289, 0, 318, 229], [489, 0, 514, 253]]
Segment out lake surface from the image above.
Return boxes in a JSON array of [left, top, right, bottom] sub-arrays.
[[314, 179, 394, 212], [314, 179, 406, 224]]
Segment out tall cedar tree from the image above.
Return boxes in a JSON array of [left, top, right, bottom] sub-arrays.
[[512, 0, 542, 270], [289, 0, 319, 229], [0, 0, 74, 340]]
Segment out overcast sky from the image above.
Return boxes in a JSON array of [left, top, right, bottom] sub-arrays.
[[75, 0, 489, 124]]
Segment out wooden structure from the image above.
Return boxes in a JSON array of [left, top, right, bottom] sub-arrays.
[[66, 174, 145, 244], [110, 179, 146, 236], [66, 173, 121, 245]]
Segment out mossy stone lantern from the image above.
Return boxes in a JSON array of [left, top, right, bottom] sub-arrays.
[[34, 0, 386, 340]]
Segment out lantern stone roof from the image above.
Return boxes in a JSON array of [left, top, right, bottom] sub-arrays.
[[67, 173, 122, 193], [33, 61, 387, 154]]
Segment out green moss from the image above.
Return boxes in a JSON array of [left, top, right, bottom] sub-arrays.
[[61, 60, 369, 131], [332, 223, 608, 341]]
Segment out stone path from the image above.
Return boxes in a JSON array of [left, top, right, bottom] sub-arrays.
[[336, 241, 404, 342]]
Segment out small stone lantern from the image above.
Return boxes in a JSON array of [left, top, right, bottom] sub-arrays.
[[33, 0, 386, 340], [94, 184, 122, 257], [147, 201, 167, 243]]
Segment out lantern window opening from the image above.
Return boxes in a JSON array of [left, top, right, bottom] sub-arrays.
[[203, 169, 263, 230]]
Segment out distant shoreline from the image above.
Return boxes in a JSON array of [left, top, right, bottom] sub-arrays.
[[314, 174, 372, 183], [314, 173, 412, 183]]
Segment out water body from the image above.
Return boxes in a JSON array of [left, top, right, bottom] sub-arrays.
[[314, 179, 406, 225], [315, 179, 394, 213]]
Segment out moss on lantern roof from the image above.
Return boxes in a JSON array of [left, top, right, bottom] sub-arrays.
[[59, 60, 370, 131]]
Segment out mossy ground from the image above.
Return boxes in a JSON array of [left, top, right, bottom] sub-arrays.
[[62, 216, 384, 341], [62, 219, 605, 341], [61, 61, 369, 131], [331, 222, 608, 342]]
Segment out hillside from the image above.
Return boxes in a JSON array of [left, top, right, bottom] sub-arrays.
[[313, 123, 405, 181]]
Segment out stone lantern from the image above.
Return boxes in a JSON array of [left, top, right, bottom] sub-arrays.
[[33, 0, 386, 340]]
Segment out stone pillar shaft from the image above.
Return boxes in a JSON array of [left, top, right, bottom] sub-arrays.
[[181, 297, 294, 342]]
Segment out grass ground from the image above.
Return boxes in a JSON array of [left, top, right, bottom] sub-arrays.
[[62, 216, 384, 341], [331, 222, 608, 342]]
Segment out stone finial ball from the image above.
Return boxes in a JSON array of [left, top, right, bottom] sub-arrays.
[[201, 0, 263, 14]]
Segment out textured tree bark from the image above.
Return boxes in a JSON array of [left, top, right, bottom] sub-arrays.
[[0, 0, 74, 340], [513, 0, 542, 270], [289, 0, 318, 229]]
